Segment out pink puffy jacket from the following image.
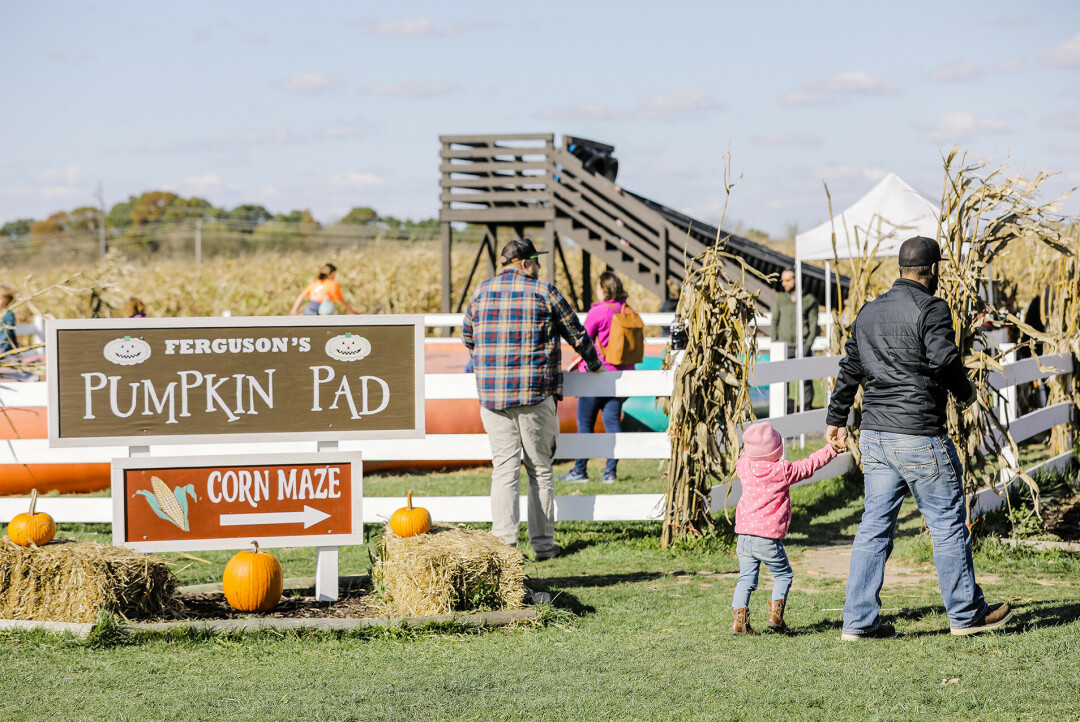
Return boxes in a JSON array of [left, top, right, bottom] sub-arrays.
[[734, 445, 837, 539]]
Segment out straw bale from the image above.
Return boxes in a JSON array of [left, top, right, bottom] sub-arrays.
[[372, 524, 525, 617], [0, 538, 180, 623]]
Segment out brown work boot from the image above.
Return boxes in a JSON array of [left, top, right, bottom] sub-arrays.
[[950, 603, 1014, 636], [731, 607, 758, 636], [766, 599, 790, 633]]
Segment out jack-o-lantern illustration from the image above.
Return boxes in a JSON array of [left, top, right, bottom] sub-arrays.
[[103, 336, 152, 365], [324, 333, 372, 362]]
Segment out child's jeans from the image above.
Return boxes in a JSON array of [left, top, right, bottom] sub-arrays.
[[732, 534, 793, 609]]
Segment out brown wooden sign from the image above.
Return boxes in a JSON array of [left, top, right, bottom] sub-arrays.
[[112, 453, 363, 552], [46, 316, 423, 446]]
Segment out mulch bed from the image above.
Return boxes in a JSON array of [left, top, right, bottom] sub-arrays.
[[168, 578, 384, 621]]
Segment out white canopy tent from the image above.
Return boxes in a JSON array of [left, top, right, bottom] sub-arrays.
[[789, 172, 940, 411]]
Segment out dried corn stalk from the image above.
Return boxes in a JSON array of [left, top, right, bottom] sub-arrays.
[[660, 157, 769, 546], [938, 147, 1075, 522], [1043, 227, 1080, 455]]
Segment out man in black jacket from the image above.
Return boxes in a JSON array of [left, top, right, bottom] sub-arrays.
[[825, 236, 1013, 640]]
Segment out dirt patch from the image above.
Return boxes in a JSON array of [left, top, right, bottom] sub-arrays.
[[173, 583, 383, 622], [790, 544, 933, 591]]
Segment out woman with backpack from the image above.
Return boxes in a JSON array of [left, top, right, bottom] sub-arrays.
[[560, 271, 644, 483], [289, 262, 360, 316]]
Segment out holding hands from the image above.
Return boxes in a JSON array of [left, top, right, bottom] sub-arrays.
[[826, 424, 848, 453]]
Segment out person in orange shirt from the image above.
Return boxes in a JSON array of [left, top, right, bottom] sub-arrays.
[[290, 263, 359, 315]]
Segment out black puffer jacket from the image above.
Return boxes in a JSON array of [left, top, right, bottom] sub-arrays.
[[826, 279, 974, 436]]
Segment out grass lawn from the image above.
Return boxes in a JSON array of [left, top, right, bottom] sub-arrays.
[[3, 461, 1079, 721]]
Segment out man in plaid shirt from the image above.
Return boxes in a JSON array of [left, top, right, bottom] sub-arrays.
[[463, 238, 603, 560]]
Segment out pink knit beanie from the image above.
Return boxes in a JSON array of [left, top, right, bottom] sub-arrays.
[[743, 421, 783, 461]]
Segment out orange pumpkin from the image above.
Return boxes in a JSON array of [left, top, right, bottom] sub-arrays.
[[222, 540, 283, 613], [390, 490, 432, 537], [7, 489, 56, 547]]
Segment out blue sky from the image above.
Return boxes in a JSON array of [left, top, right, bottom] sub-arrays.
[[2, 0, 1079, 238]]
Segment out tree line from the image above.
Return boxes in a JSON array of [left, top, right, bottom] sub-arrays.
[[0, 191, 441, 245]]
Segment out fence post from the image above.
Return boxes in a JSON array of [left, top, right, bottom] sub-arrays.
[[998, 344, 1018, 428], [769, 341, 787, 419]]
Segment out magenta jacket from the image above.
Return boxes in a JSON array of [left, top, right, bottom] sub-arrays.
[[576, 300, 639, 372], [734, 444, 837, 539]]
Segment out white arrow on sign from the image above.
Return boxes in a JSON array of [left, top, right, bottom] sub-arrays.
[[219, 505, 331, 529]]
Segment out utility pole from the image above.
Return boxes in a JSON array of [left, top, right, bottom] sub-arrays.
[[195, 218, 202, 265], [94, 183, 107, 258]]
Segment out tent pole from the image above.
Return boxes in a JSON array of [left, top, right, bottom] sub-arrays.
[[795, 259, 805, 448]]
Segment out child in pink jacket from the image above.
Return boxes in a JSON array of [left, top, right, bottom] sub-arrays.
[[730, 421, 838, 635]]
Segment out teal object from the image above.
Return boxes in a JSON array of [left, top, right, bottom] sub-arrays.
[[620, 355, 771, 432]]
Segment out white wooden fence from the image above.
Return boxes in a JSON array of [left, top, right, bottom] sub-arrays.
[[1, 315, 1073, 526]]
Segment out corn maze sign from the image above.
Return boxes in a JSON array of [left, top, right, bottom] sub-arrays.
[[46, 316, 424, 446], [112, 453, 363, 552]]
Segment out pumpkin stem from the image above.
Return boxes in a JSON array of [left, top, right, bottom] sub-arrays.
[[251, 540, 260, 554], [29, 489, 38, 516], [407, 489, 414, 510]]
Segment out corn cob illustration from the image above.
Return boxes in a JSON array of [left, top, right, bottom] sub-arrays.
[[151, 476, 187, 531], [135, 477, 196, 532]]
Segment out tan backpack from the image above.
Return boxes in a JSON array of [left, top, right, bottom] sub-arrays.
[[601, 302, 645, 365]]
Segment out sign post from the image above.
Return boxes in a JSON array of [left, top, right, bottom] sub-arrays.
[[49, 315, 423, 602]]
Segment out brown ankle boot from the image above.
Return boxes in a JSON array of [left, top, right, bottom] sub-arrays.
[[731, 607, 758, 635], [767, 600, 789, 633]]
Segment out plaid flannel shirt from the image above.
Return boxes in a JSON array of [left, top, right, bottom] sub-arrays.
[[463, 268, 603, 410]]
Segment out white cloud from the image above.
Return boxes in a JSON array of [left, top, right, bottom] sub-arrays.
[[1043, 110, 1080, 130], [179, 173, 228, 193], [992, 15, 1031, 27], [281, 72, 340, 94], [995, 57, 1026, 74], [328, 171, 386, 189], [534, 104, 636, 122], [145, 121, 366, 153], [638, 88, 724, 121], [751, 132, 822, 148], [361, 80, 462, 98], [1052, 136, 1080, 153], [923, 111, 1008, 142], [365, 17, 462, 37], [536, 88, 722, 123], [925, 60, 982, 83], [814, 165, 888, 184], [780, 71, 897, 106], [1038, 32, 1080, 68]]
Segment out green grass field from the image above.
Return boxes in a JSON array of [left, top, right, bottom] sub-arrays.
[[3, 458, 1079, 722]]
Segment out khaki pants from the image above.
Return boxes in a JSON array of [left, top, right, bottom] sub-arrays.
[[479, 396, 559, 554]]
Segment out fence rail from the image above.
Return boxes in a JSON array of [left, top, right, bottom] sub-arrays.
[[1, 333, 1073, 525]]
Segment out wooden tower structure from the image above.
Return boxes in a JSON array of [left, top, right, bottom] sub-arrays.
[[439, 133, 842, 314]]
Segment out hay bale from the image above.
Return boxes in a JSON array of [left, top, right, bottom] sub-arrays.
[[372, 524, 525, 617], [0, 538, 180, 623]]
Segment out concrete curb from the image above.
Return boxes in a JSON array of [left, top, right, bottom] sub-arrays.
[[0, 619, 94, 638], [1002, 537, 1080, 553], [124, 608, 539, 634]]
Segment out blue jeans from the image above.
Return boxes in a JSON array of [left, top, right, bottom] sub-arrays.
[[843, 430, 988, 634], [571, 396, 625, 478], [732, 535, 793, 609]]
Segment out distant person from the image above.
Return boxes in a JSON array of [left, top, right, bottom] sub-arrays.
[[0, 284, 16, 356], [825, 236, 1013, 640], [770, 268, 818, 409], [463, 238, 603, 561], [561, 271, 642, 483], [730, 421, 838, 635], [290, 263, 360, 316], [123, 297, 147, 318]]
